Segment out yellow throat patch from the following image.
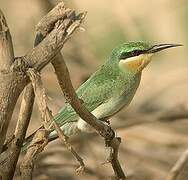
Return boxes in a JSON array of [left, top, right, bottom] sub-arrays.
[[119, 54, 153, 72]]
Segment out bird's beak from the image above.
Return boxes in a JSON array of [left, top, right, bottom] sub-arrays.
[[147, 43, 183, 53]]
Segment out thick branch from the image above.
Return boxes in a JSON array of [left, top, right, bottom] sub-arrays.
[[24, 9, 86, 71], [0, 2, 85, 153], [0, 84, 34, 179], [0, 9, 14, 71], [0, 9, 15, 153], [36, 2, 72, 36]]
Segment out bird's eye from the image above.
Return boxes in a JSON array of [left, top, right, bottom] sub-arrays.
[[132, 50, 141, 56]]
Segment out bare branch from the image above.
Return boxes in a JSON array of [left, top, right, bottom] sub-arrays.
[[28, 68, 85, 173], [0, 8, 15, 153], [36, 2, 72, 36], [0, 2, 86, 179], [32, 2, 114, 139], [0, 2, 85, 153], [0, 84, 34, 179], [0, 9, 14, 71], [166, 149, 188, 180], [51, 54, 126, 179], [51, 53, 114, 139], [53, 121, 85, 174], [28, 69, 53, 129], [23, 8, 86, 71], [20, 129, 49, 180]]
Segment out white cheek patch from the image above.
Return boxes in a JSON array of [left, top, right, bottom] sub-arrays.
[[119, 54, 153, 71]]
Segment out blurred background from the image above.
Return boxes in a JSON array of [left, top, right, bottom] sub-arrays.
[[1, 0, 188, 179]]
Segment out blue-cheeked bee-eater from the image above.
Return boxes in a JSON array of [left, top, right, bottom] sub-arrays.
[[25, 42, 182, 146]]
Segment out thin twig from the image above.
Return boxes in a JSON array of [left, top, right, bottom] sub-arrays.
[[166, 149, 188, 180], [28, 69, 52, 129], [53, 121, 85, 174], [28, 69, 85, 173], [20, 70, 51, 180], [108, 138, 126, 179]]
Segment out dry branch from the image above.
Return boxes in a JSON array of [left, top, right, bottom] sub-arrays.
[[35, 6, 126, 178], [28, 69, 53, 129], [20, 129, 49, 180], [0, 1, 127, 179], [36, 1, 72, 36], [51, 54, 126, 179], [24, 8, 86, 71], [28, 68, 85, 174], [53, 121, 85, 174], [166, 149, 188, 180], [20, 69, 52, 179], [0, 9, 15, 153], [0, 84, 35, 180], [0, 1, 85, 156], [0, 9, 14, 71], [0, 1, 86, 179]]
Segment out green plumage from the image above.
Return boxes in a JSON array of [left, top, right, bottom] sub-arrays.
[[24, 41, 181, 146], [49, 42, 149, 138]]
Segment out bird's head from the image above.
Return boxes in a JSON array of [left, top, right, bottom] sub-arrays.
[[109, 42, 182, 73]]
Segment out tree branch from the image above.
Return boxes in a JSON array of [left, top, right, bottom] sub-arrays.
[[0, 9, 14, 71], [52, 53, 114, 138], [27, 68, 85, 175], [34, 8, 126, 176], [0, 84, 34, 179], [33, 10, 126, 177], [166, 149, 188, 180], [20, 129, 49, 180], [23, 5, 86, 71], [35, 2, 72, 36], [51, 54, 125, 179], [0, 1, 85, 155], [0, 8, 15, 153]]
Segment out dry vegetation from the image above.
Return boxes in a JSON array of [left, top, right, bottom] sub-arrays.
[[0, 0, 188, 180]]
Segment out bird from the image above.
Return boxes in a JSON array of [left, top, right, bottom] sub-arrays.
[[25, 42, 182, 146]]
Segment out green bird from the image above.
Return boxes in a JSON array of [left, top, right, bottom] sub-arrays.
[[25, 42, 181, 144]]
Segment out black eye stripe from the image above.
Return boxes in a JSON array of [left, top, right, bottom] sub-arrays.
[[119, 50, 145, 59]]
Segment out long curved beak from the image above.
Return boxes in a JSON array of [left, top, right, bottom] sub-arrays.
[[147, 43, 183, 53]]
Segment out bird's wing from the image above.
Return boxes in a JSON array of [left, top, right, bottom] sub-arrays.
[[55, 70, 115, 126]]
